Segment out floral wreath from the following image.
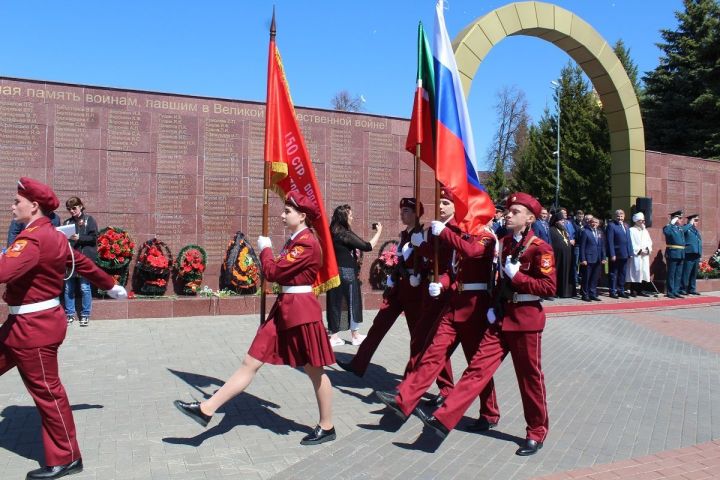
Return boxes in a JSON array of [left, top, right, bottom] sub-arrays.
[[173, 244, 207, 295], [369, 240, 399, 290], [95, 226, 135, 288], [132, 238, 173, 296]]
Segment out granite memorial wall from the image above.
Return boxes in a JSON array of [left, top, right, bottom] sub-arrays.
[[0, 77, 431, 291]]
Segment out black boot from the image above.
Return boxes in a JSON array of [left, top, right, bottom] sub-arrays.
[[26, 459, 83, 479]]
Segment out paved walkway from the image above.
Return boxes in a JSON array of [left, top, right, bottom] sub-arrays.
[[1, 295, 719, 479]]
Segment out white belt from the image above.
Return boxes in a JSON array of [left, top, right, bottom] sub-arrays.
[[8, 298, 61, 315], [511, 293, 540, 303], [458, 282, 488, 292], [281, 285, 313, 294]]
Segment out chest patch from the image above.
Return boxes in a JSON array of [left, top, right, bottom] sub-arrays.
[[6, 239, 28, 257]]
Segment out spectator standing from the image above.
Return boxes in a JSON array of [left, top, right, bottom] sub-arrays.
[[572, 210, 584, 287], [606, 209, 633, 298], [326, 204, 382, 346], [681, 214, 702, 295], [626, 212, 653, 296], [531, 207, 551, 244], [549, 212, 573, 298], [579, 216, 607, 301], [63, 197, 98, 327]]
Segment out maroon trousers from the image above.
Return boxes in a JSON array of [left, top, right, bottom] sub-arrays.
[[396, 298, 499, 421], [0, 343, 80, 466], [350, 279, 453, 394], [432, 326, 549, 442]]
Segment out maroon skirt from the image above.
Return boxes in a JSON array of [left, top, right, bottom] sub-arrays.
[[248, 317, 336, 368]]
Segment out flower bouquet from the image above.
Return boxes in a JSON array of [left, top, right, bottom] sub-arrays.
[[132, 238, 173, 296], [369, 240, 399, 290], [172, 245, 207, 295], [96, 226, 135, 289], [219, 232, 261, 294], [699, 258, 720, 280]]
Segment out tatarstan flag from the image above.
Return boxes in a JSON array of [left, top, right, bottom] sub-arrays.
[[263, 16, 339, 294], [405, 22, 436, 170]]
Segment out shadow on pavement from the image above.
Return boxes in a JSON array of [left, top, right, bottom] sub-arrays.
[[164, 368, 312, 447], [393, 429, 445, 453], [0, 404, 103, 462]]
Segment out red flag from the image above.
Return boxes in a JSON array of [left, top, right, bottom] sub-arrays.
[[264, 25, 339, 294]]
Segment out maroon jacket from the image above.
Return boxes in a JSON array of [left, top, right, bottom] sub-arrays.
[[496, 230, 556, 332], [260, 228, 323, 330], [0, 216, 115, 348]]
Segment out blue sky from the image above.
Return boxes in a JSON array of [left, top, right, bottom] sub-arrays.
[[0, 0, 682, 169]]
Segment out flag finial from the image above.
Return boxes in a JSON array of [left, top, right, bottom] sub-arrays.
[[270, 6, 276, 39]]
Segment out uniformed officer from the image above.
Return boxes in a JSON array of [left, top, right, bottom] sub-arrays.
[[0, 177, 127, 479], [412, 192, 556, 457], [663, 210, 685, 298], [681, 214, 702, 295], [376, 187, 500, 430]]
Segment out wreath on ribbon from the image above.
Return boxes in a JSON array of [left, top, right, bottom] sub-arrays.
[[219, 231, 261, 294], [172, 245, 207, 295], [132, 238, 173, 296], [95, 226, 135, 289], [369, 240, 399, 290]]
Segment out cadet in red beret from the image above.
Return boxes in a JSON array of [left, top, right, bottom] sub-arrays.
[[416, 192, 556, 457], [0, 178, 127, 479], [337, 197, 431, 381], [175, 191, 337, 446]]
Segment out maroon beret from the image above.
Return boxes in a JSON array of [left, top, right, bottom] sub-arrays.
[[285, 191, 319, 222], [440, 187, 454, 202], [506, 192, 542, 218], [399, 197, 424, 217], [17, 177, 60, 212]]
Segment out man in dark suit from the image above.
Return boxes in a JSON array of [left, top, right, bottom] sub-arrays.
[[579, 216, 607, 301], [681, 214, 702, 295], [532, 207, 551, 244], [605, 209, 633, 298]]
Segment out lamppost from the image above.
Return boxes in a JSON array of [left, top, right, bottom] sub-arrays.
[[550, 80, 561, 210]]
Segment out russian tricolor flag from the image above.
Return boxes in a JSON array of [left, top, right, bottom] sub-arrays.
[[433, 0, 494, 233]]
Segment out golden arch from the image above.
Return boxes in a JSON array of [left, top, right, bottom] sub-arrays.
[[453, 1, 645, 212]]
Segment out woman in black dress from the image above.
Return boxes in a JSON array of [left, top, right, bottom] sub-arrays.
[[326, 204, 382, 346], [549, 212, 573, 298]]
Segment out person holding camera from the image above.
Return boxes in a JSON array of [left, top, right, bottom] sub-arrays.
[[63, 196, 98, 327], [326, 204, 382, 346]]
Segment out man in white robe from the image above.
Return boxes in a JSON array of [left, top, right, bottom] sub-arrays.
[[627, 212, 653, 296]]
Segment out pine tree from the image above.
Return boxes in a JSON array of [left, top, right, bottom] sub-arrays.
[[511, 120, 556, 206], [642, 0, 720, 159], [613, 39, 643, 99]]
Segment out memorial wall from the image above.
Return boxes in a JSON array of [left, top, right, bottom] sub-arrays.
[[0, 77, 428, 291]]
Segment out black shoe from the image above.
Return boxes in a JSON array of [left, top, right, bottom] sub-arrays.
[[300, 425, 336, 445], [79, 316, 89, 327], [336, 360, 361, 377], [666, 293, 678, 298], [466, 417, 498, 432], [424, 394, 445, 408], [27, 459, 83, 479], [620, 293, 630, 299], [609, 293, 619, 299], [415, 408, 449, 439], [375, 390, 408, 421], [678, 291, 687, 296], [638, 292, 650, 297], [173, 400, 212, 427], [591, 296, 601, 301], [582, 296, 591, 302], [516, 439, 543, 456], [689, 291, 701, 295]]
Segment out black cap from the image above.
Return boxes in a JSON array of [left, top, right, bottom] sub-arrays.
[[669, 210, 683, 218], [687, 214, 699, 221]]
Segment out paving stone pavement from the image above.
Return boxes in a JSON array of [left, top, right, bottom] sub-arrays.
[[1, 303, 719, 479]]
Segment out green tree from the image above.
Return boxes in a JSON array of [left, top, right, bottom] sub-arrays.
[[511, 120, 556, 206], [613, 39, 643, 99], [642, 0, 720, 159]]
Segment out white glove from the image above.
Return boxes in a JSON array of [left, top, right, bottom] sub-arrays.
[[503, 257, 520, 279], [410, 231, 425, 247], [428, 282, 442, 297], [487, 308, 497, 324], [257, 236, 272, 252], [107, 285, 128, 299], [430, 220, 446, 236], [409, 273, 421, 287], [401, 242, 413, 261], [670, 217, 678, 225], [386, 275, 395, 288]]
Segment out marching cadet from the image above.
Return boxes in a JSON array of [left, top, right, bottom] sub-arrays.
[[337, 199, 447, 389], [376, 187, 500, 430], [663, 210, 686, 298], [681, 214, 702, 295], [412, 192, 555, 457], [0, 177, 127, 479], [175, 192, 337, 445]]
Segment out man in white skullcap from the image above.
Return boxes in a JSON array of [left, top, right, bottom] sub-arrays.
[[626, 212, 653, 296]]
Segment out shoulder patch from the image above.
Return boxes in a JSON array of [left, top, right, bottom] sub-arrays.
[[25, 226, 39, 233], [6, 239, 28, 258], [286, 245, 305, 262], [540, 252, 553, 274]]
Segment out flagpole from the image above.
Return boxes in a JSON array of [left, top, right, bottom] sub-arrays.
[[434, 180, 440, 282], [260, 8, 276, 323]]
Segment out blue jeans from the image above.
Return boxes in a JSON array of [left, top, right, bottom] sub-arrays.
[[64, 276, 92, 317]]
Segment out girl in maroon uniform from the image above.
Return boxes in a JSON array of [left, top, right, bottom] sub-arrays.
[[174, 192, 336, 445]]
